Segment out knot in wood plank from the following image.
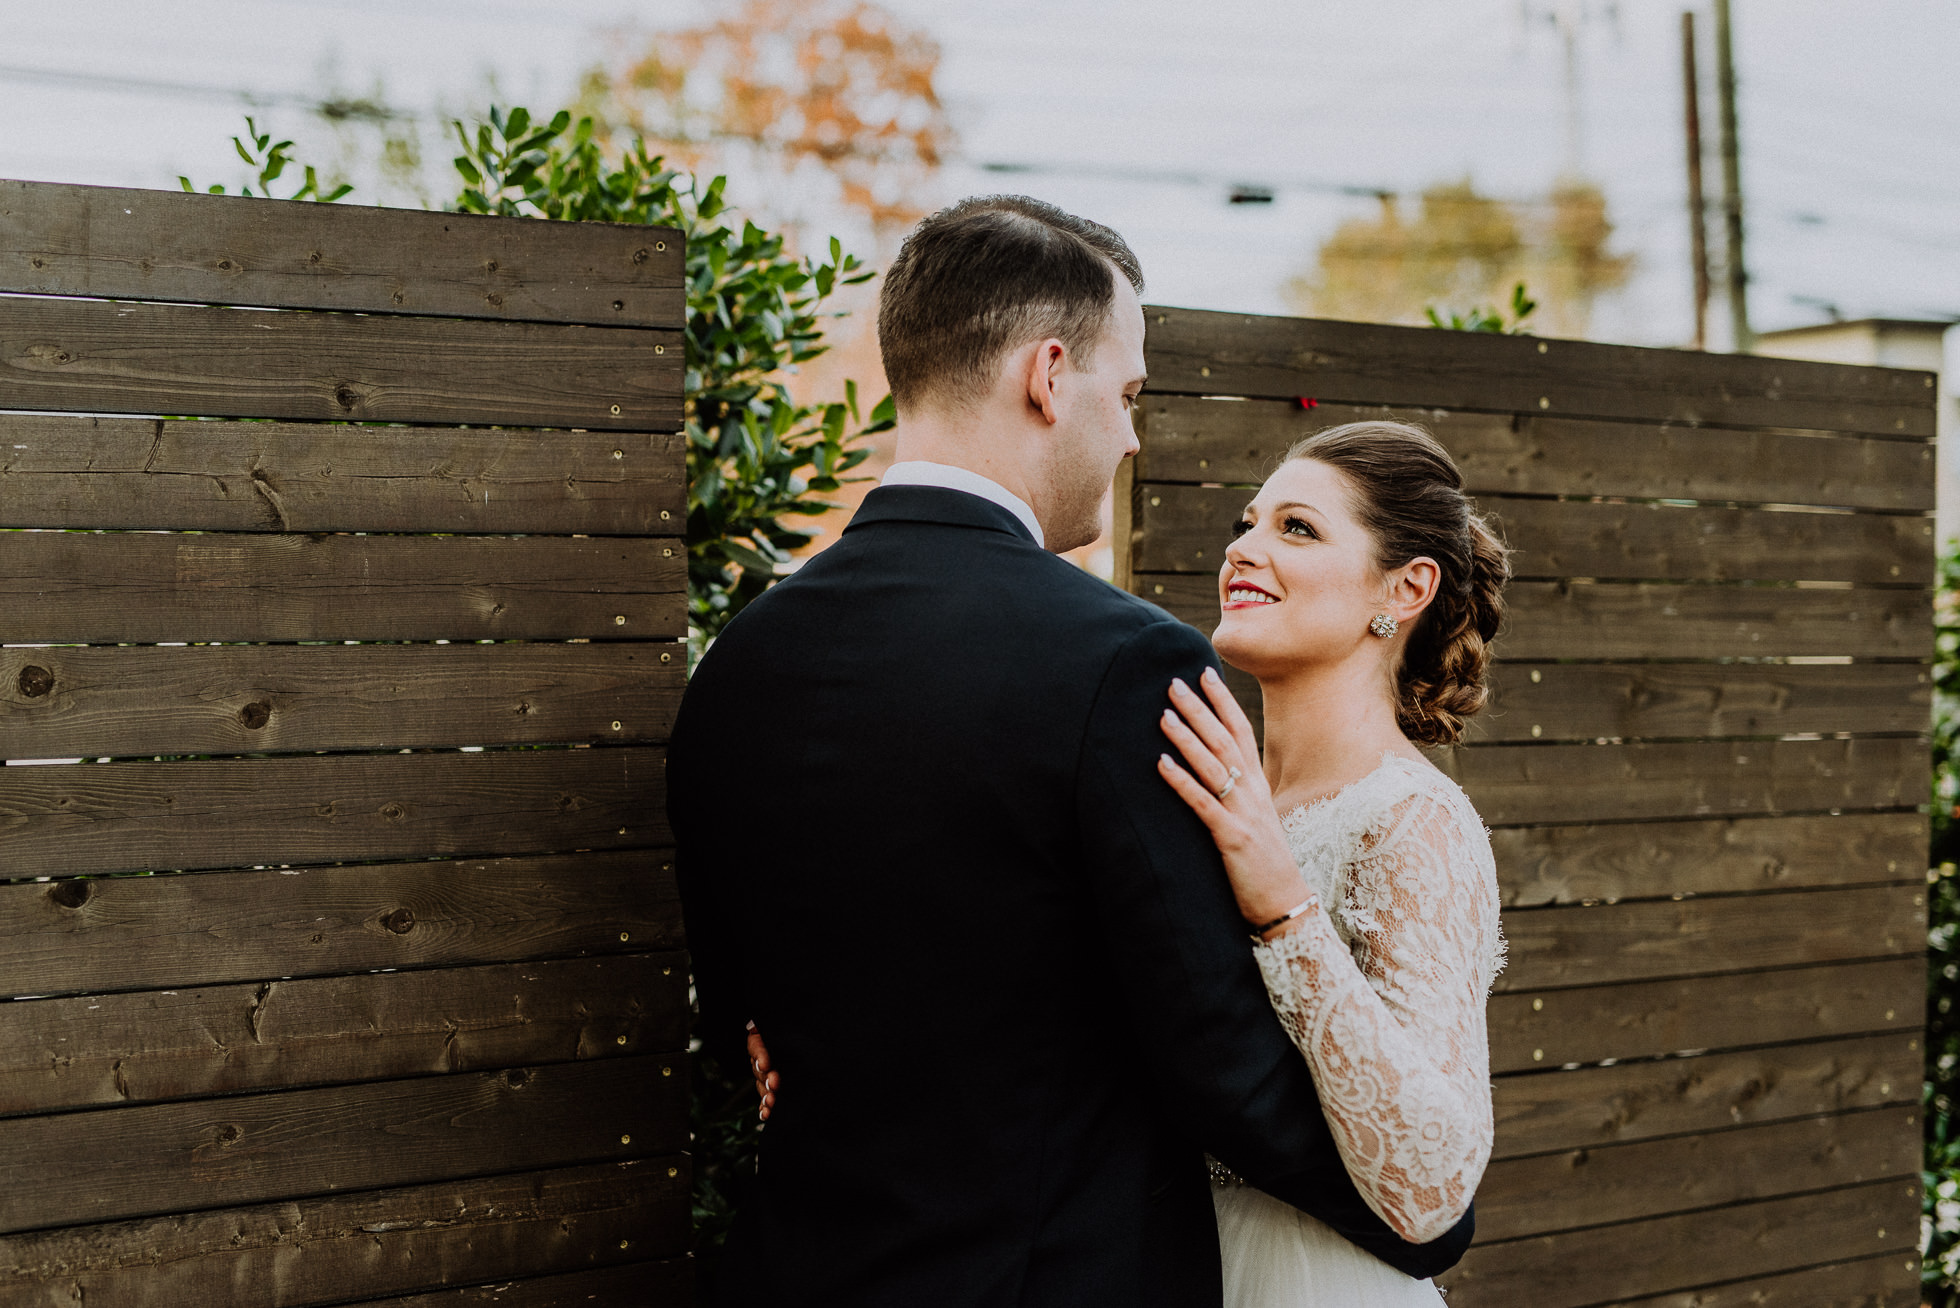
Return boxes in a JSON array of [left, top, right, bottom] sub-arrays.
[[16, 664, 53, 698]]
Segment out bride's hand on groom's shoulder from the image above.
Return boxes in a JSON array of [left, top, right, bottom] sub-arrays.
[[1158, 669, 1317, 938], [746, 1020, 780, 1122]]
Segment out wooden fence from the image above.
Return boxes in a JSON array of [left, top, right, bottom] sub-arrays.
[[0, 180, 690, 1305], [1119, 308, 1937, 1306]]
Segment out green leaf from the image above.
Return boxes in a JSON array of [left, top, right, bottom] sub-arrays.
[[453, 156, 483, 186]]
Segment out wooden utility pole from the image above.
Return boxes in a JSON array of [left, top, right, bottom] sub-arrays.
[[1681, 12, 1710, 350], [1713, 0, 1753, 352]]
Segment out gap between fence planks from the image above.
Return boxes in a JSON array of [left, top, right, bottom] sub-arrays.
[[1133, 573, 1937, 660], [0, 1158, 688, 1308], [0, 746, 668, 877], [0, 296, 680, 429], [0, 644, 683, 760], [1477, 662, 1931, 742], [0, 178, 685, 327], [1435, 1177, 1920, 1307], [1598, 1251, 1921, 1307], [1142, 307, 1937, 437], [358, 1263, 693, 1308], [1489, 1031, 1921, 1158], [0, 416, 685, 534], [1497, 882, 1921, 992], [1136, 394, 1937, 510], [0, 532, 686, 643], [1133, 482, 1936, 584], [0, 1054, 685, 1235], [1492, 812, 1927, 906], [0, 953, 685, 1117], [1489, 956, 1923, 1072], [1476, 1104, 1919, 1243], [0, 850, 680, 999]]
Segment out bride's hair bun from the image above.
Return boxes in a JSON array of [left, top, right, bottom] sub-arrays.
[[1282, 421, 1511, 747]]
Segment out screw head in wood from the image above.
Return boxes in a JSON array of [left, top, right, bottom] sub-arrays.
[[1887, 1010, 1895, 1020], [669, 1166, 679, 1178], [612, 721, 623, 731], [1153, 585, 1164, 595], [1200, 366, 1211, 377], [660, 652, 671, 663], [1529, 669, 1542, 683], [655, 345, 665, 354], [1537, 342, 1547, 353], [610, 404, 622, 415], [1530, 725, 1542, 737], [1199, 459, 1209, 469], [662, 547, 673, 557], [1532, 1049, 1543, 1061], [656, 240, 667, 251], [617, 1035, 628, 1045], [1532, 998, 1543, 1011], [663, 1066, 673, 1077], [621, 1134, 631, 1145], [620, 931, 631, 942], [1538, 397, 1550, 409], [620, 1240, 631, 1250], [615, 615, 627, 625], [613, 449, 624, 459]]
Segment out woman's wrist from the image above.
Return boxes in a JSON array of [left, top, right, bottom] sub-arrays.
[[1247, 892, 1321, 943]]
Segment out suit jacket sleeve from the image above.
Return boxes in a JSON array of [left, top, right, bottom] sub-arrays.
[[1074, 616, 1474, 1279]]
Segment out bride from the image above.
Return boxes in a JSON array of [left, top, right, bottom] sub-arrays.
[[1154, 419, 1510, 1305]]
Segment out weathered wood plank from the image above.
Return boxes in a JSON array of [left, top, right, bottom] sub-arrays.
[[1442, 737, 1926, 826], [356, 1263, 691, 1307], [1491, 1032, 1922, 1159], [1490, 957, 1924, 1073], [0, 1054, 686, 1233], [0, 643, 683, 761], [0, 415, 685, 533], [1494, 812, 1928, 907], [0, 533, 686, 644], [1600, 1251, 1921, 1306], [1143, 306, 1938, 437], [0, 178, 684, 326], [0, 851, 680, 1000], [1477, 1106, 1920, 1243], [1477, 662, 1932, 743], [0, 953, 685, 1117], [1132, 482, 1935, 584], [0, 747, 668, 877], [1498, 883, 1923, 992], [1134, 574, 1935, 660], [1136, 394, 1938, 511], [1436, 1179, 1919, 1307], [0, 296, 679, 430], [0, 1159, 687, 1307]]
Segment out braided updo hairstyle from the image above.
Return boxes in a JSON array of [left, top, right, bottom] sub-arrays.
[[1284, 421, 1511, 747]]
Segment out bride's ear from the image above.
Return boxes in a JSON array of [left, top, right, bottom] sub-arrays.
[[1385, 557, 1442, 625]]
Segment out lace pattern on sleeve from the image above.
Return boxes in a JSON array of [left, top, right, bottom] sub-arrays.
[[1252, 758, 1504, 1244]]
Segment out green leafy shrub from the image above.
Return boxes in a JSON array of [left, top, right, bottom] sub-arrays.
[[1927, 543, 1960, 1301], [1424, 281, 1538, 334]]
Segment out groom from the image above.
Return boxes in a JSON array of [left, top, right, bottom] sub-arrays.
[[670, 196, 1474, 1306]]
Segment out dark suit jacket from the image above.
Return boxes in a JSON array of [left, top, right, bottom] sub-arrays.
[[670, 485, 1474, 1307]]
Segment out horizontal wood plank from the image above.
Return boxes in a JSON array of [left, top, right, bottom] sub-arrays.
[[1602, 1251, 1921, 1306], [1132, 482, 1934, 584], [1143, 306, 1937, 437], [1477, 1106, 1920, 1243], [356, 1263, 691, 1307], [0, 850, 680, 1000], [1491, 1032, 1922, 1159], [0, 1054, 686, 1234], [0, 953, 686, 1117], [0, 533, 685, 643], [1490, 957, 1924, 1073], [1437, 1179, 1920, 1307], [0, 178, 684, 327], [1136, 394, 1938, 511], [1478, 662, 1932, 743], [0, 643, 683, 760], [1135, 574, 1936, 660], [0, 747, 668, 877], [1498, 884, 1923, 992], [0, 1159, 686, 1307], [1442, 737, 1927, 825], [0, 415, 685, 534], [1494, 812, 1929, 907], [0, 295, 679, 429]]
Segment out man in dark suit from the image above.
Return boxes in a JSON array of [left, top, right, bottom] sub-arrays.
[[669, 195, 1473, 1306]]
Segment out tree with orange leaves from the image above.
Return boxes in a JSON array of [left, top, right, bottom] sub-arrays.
[[583, 0, 954, 235]]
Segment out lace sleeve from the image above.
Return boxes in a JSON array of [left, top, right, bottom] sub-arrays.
[[1252, 787, 1501, 1244]]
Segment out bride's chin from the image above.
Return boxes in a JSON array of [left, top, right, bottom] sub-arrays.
[[1212, 628, 1283, 680]]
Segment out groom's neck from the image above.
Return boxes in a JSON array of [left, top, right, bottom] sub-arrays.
[[891, 420, 1043, 519]]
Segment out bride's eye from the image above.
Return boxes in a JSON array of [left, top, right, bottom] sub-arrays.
[[1282, 516, 1319, 540], [1230, 518, 1254, 538]]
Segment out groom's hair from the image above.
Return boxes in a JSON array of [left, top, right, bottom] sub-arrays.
[[877, 195, 1144, 412]]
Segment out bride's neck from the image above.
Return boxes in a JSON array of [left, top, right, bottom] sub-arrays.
[[1256, 656, 1411, 809]]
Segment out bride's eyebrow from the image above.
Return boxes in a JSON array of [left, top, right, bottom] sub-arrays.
[[1268, 500, 1322, 517]]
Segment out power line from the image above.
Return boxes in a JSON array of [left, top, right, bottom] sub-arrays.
[[0, 62, 424, 123]]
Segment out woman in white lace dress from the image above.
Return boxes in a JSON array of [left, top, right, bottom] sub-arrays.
[[1155, 420, 1510, 1306]]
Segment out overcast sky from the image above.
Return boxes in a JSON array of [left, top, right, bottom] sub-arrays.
[[3, 0, 1955, 347]]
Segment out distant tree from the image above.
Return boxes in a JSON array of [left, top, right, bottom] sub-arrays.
[[1286, 178, 1629, 339], [580, 0, 955, 236]]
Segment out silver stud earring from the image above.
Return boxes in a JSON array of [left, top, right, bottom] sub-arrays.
[[1368, 613, 1398, 637]]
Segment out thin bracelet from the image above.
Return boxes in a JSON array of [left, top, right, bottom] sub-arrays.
[[1249, 895, 1318, 943]]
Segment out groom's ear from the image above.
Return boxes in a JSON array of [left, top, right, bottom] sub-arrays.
[[1024, 338, 1068, 426]]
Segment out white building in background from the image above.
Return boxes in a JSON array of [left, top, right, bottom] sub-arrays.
[[1754, 318, 1960, 549]]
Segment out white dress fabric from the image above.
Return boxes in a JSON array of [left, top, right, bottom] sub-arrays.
[[1212, 753, 1505, 1306]]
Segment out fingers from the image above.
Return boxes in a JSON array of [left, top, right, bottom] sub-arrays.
[[1160, 703, 1235, 797], [1200, 666, 1261, 764], [1157, 751, 1231, 836], [1169, 676, 1245, 774]]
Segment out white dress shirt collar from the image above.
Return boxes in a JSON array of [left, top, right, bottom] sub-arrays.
[[880, 460, 1045, 547]]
